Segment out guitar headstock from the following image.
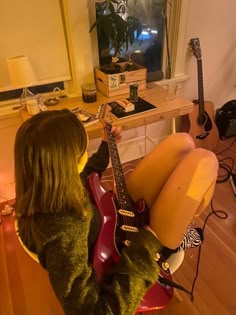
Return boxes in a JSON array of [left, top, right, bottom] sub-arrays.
[[97, 103, 113, 126], [189, 38, 202, 60]]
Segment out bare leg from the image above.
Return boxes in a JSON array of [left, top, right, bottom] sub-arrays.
[[126, 133, 218, 249], [150, 148, 218, 248], [126, 133, 195, 207]]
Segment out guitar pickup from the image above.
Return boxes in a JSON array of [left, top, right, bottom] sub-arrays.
[[120, 225, 138, 232], [118, 209, 135, 217]]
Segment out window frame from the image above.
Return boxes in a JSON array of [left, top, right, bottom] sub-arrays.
[[71, 0, 190, 93], [0, 0, 190, 114]]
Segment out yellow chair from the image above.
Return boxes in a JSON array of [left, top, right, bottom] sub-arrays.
[[15, 218, 184, 313]]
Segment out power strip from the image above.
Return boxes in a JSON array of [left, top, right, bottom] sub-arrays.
[[229, 174, 236, 196]]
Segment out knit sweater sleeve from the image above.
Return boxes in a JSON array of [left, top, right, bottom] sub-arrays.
[[38, 217, 162, 315], [81, 141, 109, 182]]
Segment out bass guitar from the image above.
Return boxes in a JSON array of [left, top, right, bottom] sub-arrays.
[[181, 38, 219, 151], [87, 104, 173, 313]]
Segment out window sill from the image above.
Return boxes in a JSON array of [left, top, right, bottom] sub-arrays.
[[152, 74, 190, 87]]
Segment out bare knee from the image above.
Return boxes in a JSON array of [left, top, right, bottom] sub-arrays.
[[191, 148, 219, 174], [164, 132, 195, 155], [182, 148, 219, 186], [191, 147, 218, 163]]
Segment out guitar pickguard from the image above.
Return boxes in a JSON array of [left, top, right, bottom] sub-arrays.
[[203, 111, 213, 131], [195, 111, 212, 139], [181, 101, 219, 151]]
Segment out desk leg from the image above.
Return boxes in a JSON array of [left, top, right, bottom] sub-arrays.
[[172, 117, 176, 134], [144, 118, 176, 156], [144, 124, 158, 155]]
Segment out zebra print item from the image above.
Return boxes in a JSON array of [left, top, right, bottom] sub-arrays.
[[177, 226, 204, 251]]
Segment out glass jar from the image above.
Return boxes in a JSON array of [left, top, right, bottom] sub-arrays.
[[81, 83, 97, 103]]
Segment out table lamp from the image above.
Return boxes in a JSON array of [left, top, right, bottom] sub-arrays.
[[7, 55, 37, 108]]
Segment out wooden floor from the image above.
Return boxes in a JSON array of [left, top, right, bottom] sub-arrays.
[[152, 137, 236, 315], [0, 137, 236, 315]]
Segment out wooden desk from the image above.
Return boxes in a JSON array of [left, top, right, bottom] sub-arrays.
[[20, 84, 193, 139]]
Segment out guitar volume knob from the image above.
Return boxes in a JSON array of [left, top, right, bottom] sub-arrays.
[[161, 261, 170, 271]]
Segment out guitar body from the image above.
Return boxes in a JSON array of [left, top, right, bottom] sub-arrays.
[[181, 38, 219, 151], [181, 101, 219, 151], [87, 172, 173, 313]]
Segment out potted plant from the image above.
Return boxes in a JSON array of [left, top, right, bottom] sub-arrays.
[[90, 0, 143, 74]]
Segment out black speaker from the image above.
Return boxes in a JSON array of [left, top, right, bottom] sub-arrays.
[[215, 100, 236, 139]]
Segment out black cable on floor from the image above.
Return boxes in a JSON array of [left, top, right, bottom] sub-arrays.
[[190, 198, 228, 302], [182, 138, 234, 301], [215, 137, 236, 156], [217, 157, 234, 183]]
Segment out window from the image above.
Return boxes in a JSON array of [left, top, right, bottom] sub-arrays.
[[96, 0, 167, 82], [1, 0, 190, 109], [0, 82, 65, 103], [61, 0, 191, 96], [0, 0, 70, 105]]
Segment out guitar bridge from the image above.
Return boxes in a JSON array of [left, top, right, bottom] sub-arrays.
[[196, 132, 209, 139]]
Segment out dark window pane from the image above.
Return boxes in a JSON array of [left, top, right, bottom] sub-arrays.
[[0, 81, 65, 102], [96, 0, 167, 81]]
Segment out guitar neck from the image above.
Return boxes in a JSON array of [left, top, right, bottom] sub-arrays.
[[197, 58, 205, 115], [105, 123, 133, 210]]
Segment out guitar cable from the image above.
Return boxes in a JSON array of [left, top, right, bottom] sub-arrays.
[[158, 276, 192, 296], [161, 197, 228, 302], [189, 139, 235, 301], [215, 136, 236, 156], [189, 198, 228, 302], [161, 138, 234, 301], [215, 137, 235, 179], [216, 157, 235, 184], [189, 137, 234, 301]]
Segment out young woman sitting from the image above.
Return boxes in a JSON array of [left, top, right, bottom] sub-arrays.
[[14, 109, 218, 315]]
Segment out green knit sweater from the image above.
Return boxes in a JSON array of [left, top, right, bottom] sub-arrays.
[[18, 141, 162, 315]]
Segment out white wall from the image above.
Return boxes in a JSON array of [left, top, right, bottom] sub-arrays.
[[182, 0, 236, 109]]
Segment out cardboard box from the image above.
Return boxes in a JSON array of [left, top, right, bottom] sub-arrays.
[[95, 62, 147, 97]]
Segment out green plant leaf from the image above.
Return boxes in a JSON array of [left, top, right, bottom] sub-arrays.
[[101, 15, 115, 39], [128, 28, 135, 46], [93, 0, 143, 58], [136, 23, 143, 38]]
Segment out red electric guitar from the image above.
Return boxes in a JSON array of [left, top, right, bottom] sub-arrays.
[[87, 104, 173, 313]]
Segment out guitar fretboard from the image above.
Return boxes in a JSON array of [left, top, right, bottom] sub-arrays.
[[197, 58, 205, 117], [105, 123, 133, 211]]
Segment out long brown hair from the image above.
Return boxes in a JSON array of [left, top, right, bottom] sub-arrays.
[[14, 109, 90, 219]]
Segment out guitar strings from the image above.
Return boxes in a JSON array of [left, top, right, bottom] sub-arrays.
[[104, 120, 150, 243], [106, 124, 135, 241]]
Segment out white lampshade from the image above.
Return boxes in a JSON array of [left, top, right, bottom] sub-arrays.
[[7, 55, 37, 87]]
